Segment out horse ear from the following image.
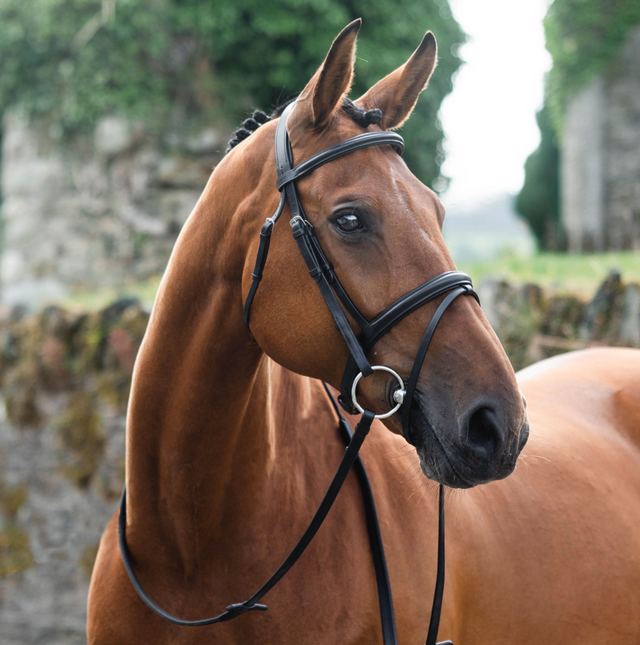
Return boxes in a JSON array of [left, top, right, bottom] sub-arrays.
[[355, 32, 437, 130], [295, 19, 361, 128]]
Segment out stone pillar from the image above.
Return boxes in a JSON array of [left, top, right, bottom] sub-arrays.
[[561, 24, 640, 252], [604, 24, 640, 251], [561, 77, 606, 252]]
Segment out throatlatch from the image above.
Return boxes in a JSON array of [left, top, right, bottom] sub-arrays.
[[120, 100, 478, 645]]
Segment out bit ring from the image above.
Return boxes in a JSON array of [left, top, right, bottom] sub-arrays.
[[351, 366, 405, 420]]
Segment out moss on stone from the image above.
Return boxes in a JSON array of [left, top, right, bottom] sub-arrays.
[[542, 293, 584, 338], [0, 523, 33, 578], [55, 392, 106, 489], [4, 384, 42, 428], [485, 281, 546, 371], [580, 269, 624, 342], [0, 483, 28, 520]]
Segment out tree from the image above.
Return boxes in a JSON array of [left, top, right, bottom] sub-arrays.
[[516, 105, 562, 251], [0, 0, 465, 187]]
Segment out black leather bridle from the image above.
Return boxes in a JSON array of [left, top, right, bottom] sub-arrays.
[[119, 101, 479, 645]]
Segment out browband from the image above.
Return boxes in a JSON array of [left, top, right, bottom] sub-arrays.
[[276, 131, 404, 189]]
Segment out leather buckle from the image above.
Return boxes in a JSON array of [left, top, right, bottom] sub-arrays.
[[225, 602, 268, 618], [337, 394, 358, 415], [290, 215, 313, 231]]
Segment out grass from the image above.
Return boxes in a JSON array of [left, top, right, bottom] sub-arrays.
[[63, 276, 162, 312], [58, 252, 640, 312], [457, 251, 640, 296]]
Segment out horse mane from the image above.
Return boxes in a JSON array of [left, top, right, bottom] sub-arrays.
[[225, 97, 382, 153]]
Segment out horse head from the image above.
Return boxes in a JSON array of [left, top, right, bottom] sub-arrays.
[[229, 20, 529, 488]]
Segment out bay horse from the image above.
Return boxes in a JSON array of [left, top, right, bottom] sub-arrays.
[[87, 20, 640, 644]]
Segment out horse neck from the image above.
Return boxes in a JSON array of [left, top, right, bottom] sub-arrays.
[[124, 142, 314, 570]]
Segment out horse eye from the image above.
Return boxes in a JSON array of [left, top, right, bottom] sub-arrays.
[[335, 213, 363, 233]]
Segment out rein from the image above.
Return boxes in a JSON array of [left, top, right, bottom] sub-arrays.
[[119, 101, 478, 644]]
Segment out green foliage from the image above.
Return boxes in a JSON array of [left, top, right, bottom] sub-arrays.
[[544, 0, 640, 124], [0, 0, 464, 185], [208, 0, 465, 184], [516, 105, 562, 251]]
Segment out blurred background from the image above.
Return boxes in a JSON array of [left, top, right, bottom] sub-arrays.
[[0, 0, 639, 643]]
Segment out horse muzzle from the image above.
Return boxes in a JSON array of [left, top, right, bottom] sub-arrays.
[[409, 391, 530, 488]]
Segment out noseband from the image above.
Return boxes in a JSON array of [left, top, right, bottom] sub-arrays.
[[119, 101, 479, 645]]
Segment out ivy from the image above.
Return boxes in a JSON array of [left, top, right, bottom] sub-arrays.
[[0, 0, 465, 186], [544, 0, 640, 127]]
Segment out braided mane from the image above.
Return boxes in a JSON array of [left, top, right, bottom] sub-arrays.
[[225, 97, 382, 154]]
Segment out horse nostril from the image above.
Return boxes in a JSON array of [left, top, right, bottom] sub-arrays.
[[466, 407, 502, 457]]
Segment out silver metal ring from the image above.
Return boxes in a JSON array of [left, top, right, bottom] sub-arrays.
[[351, 366, 406, 420]]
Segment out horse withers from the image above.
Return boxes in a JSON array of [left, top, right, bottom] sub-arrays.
[[87, 20, 640, 644]]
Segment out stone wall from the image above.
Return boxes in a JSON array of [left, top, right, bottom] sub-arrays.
[[0, 299, 147, 644], [0, 275, 639, 644], [0, 112, 226, 308], [562, 24, 640, 252], [480, 270, 640, 369]]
